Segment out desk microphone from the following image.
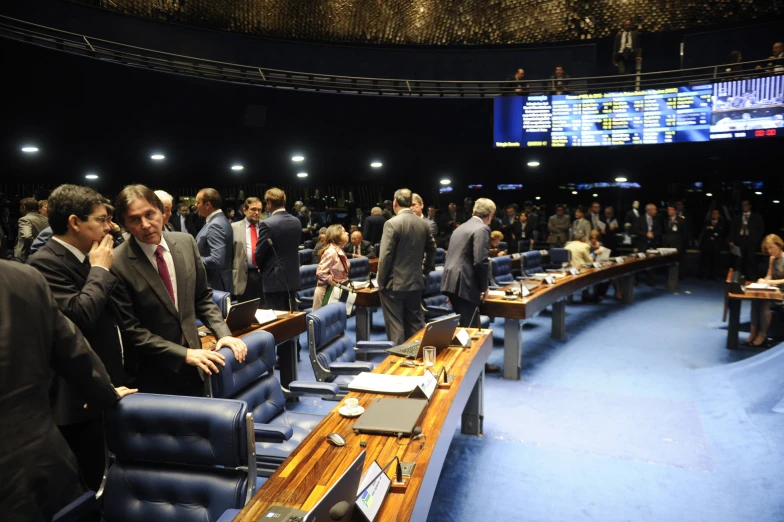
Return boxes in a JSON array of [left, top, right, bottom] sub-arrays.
[[467, 306, 480, 329], [329, 456, 402, 521], [266, 238, 294, 314]]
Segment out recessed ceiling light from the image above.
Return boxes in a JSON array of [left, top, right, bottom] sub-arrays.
[[527, 161, 540, 167], [85, 174, 99, 180], [370, 162, 383, 168], [571, 190, 578, 195], [755, 191, 762, 195], [21, 146, 39, 153], [773, 200, 781, 204], [440, 179, 451, 185], [231, 165, 244, 171], [592, 193, 598, 197], [706, 192, 713, 197], [151, 154, 165, 160], [297, 172, 308, 178], [615, 177, 627, 182], [535, 196, 541, 200], [292, 155, 304, 162]]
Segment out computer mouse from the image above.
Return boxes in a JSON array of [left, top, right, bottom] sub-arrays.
[[325, 433, 346, 447], [400, 360, 417, 368]]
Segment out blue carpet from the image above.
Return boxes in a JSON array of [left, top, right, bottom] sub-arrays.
[[282, 279, 784, 521]]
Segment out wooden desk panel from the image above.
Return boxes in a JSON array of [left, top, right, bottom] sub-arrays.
[[199, 312, 307, 349], [233, 328, 493, 522], [725, 286, 782, 350], [369, 258, 379, 273]]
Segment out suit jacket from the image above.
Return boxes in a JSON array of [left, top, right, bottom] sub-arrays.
[[231, 219, 258, 296], [14, 211, 49, 262], [195, 212, 234, 293], [0, 261, 117, 521], [661, 215, 687, 250], [548, 214, 571, 247], [27, 239, 126, 426], [440, 216, 489, 305], [699, 217, 727, 245], [571, 218, 592, 242], [112, 232, 231, 394], [565, 241, 593, 268], [730, 212, 764, 245], [625, 208, 641, 225], [254, 210, 302, 293], [377, 209, 436, 292], [186, 212, 204, 237], [363, 215, 387, 246], [344, 240, 375, 258], [634, 214, 662, 251], [438, 212, 460, 237], [613, 29, 642, 60]]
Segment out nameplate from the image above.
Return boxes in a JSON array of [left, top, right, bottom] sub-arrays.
[[544, 275, 555, 285], [615, 257, 625, 264], [453, 328, 471, 348], [592, 262, 602, 269], [637, 253, 647, 258], [569, 268, 579, 276], [521, 284, 531, 297], [370, 278, 379, 288], [511, 253, 521, 260]]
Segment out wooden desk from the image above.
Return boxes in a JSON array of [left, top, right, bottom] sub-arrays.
[[726, 287, 783, 350], [233, 328, 493, 522], [200, 312, 307, 387], [354, 287, 380, 342], [369, 257, 379, 273], [482, 253, 679, 380]]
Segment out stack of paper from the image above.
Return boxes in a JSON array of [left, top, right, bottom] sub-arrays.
[[746, 283, 780, 291]]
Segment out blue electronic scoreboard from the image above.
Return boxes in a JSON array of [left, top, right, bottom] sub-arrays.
[[494, 75, 784, 147]]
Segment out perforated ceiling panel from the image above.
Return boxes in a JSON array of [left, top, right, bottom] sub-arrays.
[[73, 0, 780, 45]]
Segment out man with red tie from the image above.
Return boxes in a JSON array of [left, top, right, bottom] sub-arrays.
[[111, 184, 247, 396], [231, 196, 265, 306]]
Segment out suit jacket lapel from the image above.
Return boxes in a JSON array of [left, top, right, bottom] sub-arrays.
[[47, 239, 90, 281], [167, 233, 190, 322], [128, 237, 179, 319]]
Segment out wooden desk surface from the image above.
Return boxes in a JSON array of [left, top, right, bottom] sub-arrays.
[[728, 287, 783, 301], [199, 312, 307, 349], [354, 287, 381, 308], [482, 253, 679, 320], [233, 328, 493, 522]]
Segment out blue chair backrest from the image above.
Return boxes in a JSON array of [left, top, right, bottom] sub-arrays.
[[299, 249, 314, 266], [210, 330, 286, 425], [307, 303, 357, 373], [498, 241, 508, 253], [550, 248, 571, 266], [103, 394, 251, 521], [348, 257, 369, 281], [522, 250, 544, 275], [423, 270, 443, 298], [491, 256, 515, 285], [434, 248, 446, 266], [423, 292, 450, 311], [213, 290, 231, 318], [297, 265, 319, 310]]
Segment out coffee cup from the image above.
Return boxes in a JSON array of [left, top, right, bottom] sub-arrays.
[[345, 398, 359, 413]]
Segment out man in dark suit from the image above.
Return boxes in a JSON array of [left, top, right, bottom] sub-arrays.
[[26, 184, 128, 490], [344, 230, 375, 258], [363, 206, 387, 246], [171, 202, 194, 235], [699, 208, 727, 280], [440, 197, 500, 373], [377, 188, 436, 345], [350, 207, 367, 231], [298, 206, 322, 243], [112, 185, 246, 396], [438, 202, 461, 241], [0, 260, 136, 522], [195, 188, 234, 293], [14, 197, 49, 262], [500, 205, 517, 248], [381, 200, 394, 221], [155, 190, 175, 232], [661, 203, 687, 252], [186, 204, 204, 237], [231, 196, 265, 305], [729, 199, 765, 280], [634, 203, 662, 285], [549, 64, 571, 95], [625, 200, 641, 226], [613, 19, 642, 75]]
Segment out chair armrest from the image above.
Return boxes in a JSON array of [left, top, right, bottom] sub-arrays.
[[329, 361, 374, 375], [52, 492, 98, 522], [425, 306, 452, 316], [356, 341, 394, 350], [299, 296, 314, 306], [288, 381, 340, 399], [217, 509, 242, 522], [254, 422, 293, 442]]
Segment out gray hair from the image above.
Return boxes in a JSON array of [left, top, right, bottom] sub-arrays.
[[472, 198, 497, 219], [645, 203, 657, 212], [154, 190, 173, 206], [371, 206, 382, 216], [411, 193, 424, 206], [393, 188, 412, 208]]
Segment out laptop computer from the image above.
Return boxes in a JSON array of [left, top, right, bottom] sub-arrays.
[[225, 298, 260, 331], [259, 451, 366, 522], [352, 398, 428, 436], [385, 314, 460, 359]]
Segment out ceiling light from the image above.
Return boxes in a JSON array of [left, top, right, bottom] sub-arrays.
[[592, 193, 598, 197], [773, 200, 780, 204], [615, 177, 627, 182], [292, 155, 304, 162], [85, 174, 99, 180], [535, 196, 541, 200], [370, 162, 383, 168], [440, 179, 451, 185], [231, 165, 244, 171], [527, 161, 540, 167], [151, 154, 165, 160], [21, 146, 39, 153], [755, 191, 762, 195], [706, 192, 713, 197], [571, 190, 578, 195], [297, 172, 308, 178]]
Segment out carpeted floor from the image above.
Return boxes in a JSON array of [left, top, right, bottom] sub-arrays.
[[284, 278, 784, 522]]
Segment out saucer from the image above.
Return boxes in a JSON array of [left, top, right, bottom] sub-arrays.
[[339, 406, 364, 418]]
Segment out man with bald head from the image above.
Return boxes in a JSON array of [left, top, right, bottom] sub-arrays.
[[344, 230, 375, 258], [363, 206, 386, 246], [195, 188, 233, 293]]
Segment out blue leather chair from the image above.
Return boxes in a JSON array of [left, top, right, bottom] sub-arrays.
[[498, 241, 508, 253], [196, 289, 231, 328], [53, 394, 256, 522], [547, 248, 572, 270], [522, 250, 545, 276], [297, 265, 318, 311], [210, 330, 336, 475], [490, 255, 515, 286], [299, 248, 314, 266], [422, 271, 491, 328], [434, 248, 446, 267], [306, 303, 393, 395], [348, 256, 370, 281]]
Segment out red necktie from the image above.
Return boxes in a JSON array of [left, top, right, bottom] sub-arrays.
[[250, 223, 258, 266], [154, 246, 176, 304]]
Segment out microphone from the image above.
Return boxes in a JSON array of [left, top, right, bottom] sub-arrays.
[[266, 238, 293, 314], [467, 306, 480, 329], [329, 456, 401, 521]]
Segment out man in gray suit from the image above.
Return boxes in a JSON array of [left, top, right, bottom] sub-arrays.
[[112, 185, 246, 396], [377, 188, 436, 345], [440, 198, 500, 373], [195, 188, 234, 293], [15, 197, 49, 262], [231, 196, 264, 305]]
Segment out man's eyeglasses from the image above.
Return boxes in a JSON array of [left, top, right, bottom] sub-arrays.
[[81, 215, 111, 224]]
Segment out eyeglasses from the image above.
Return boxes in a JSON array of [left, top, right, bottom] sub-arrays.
[[82, 215, 111, 224]]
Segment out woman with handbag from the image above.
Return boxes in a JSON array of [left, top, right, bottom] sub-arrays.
[[313, 224, 351, 310]]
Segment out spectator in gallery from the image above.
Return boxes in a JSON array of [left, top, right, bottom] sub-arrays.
[[723, 50, 744, 77], [506, 68, 530, 96], [756, 42, 783, 73], [612, 19, 642, 75], [549, 65, 571, 95], [548, 204, 571, 248]]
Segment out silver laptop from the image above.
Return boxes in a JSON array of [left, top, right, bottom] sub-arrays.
[[385, 314, 460, 359], [225, 298, 260, 331]]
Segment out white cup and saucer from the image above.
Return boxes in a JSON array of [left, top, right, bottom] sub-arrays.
[[339, 397, 364, 418]]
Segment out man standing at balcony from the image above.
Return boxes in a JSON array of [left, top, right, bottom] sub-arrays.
[[613, 19, 642, 75]]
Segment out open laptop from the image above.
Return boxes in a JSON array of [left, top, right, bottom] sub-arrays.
[[385, 314, 460, 359], [260, 451, 366, 522], [224, 298, 260, 331]]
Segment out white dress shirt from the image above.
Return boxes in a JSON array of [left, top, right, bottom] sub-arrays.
[[619, 31, 632, 52], [205, 209, 223, 224], [136, 236, 179, 311], [179, 214, 188, 232], [245, 218, 260, 267]]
